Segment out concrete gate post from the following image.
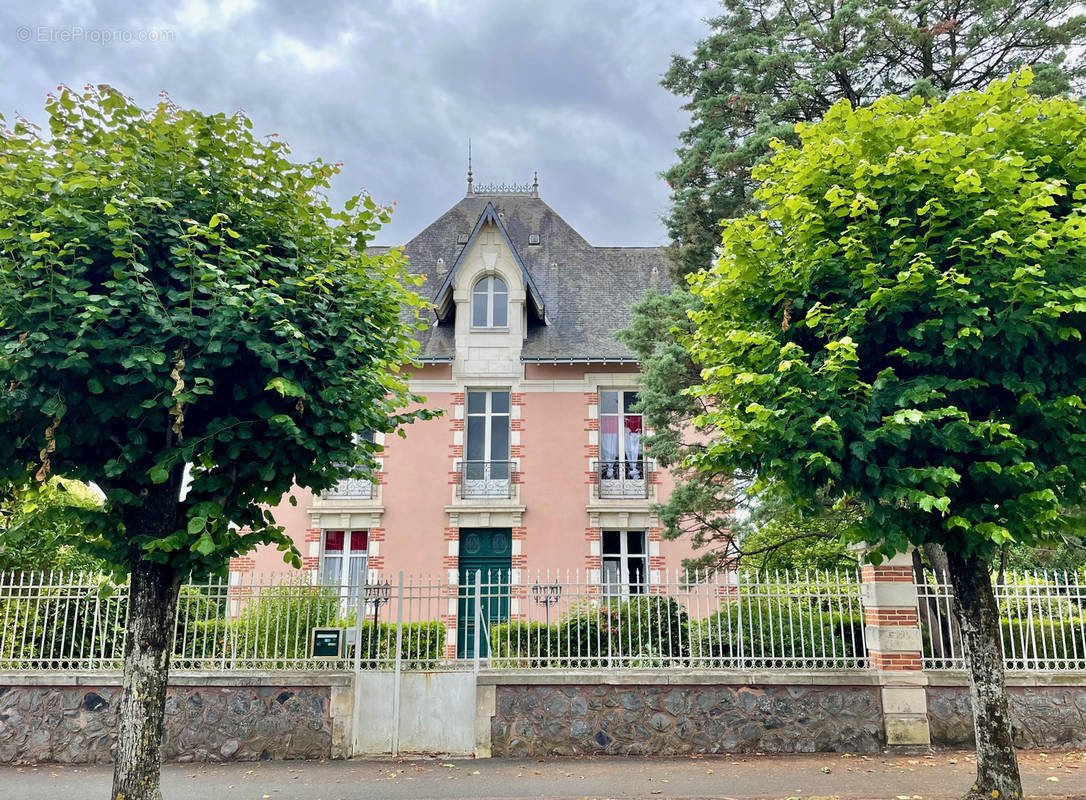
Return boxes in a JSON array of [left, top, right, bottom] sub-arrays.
[[858, 547, 932, 746]]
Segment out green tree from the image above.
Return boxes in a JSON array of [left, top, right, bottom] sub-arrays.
[[0, 478, 106, 573], [685, 72, 1086, 799], [0, 86, 430, 800], [623, 0, 1086, 567], [663, 0, 1085, 277]]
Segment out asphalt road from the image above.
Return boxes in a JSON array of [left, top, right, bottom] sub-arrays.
[[2, 750, 1085, 800]]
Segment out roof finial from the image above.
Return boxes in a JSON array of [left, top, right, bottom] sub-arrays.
[[533, 170, 539, 196], [467, 139, 473, 195]]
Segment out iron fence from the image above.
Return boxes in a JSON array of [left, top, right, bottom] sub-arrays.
[[0, 568, 867, 672], [917, 569, 1086, 670]]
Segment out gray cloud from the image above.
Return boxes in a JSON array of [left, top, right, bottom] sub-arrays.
[[1, 0, 718, 246]]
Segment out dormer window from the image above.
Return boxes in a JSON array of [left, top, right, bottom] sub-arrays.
[[472, 276, 508, 328]]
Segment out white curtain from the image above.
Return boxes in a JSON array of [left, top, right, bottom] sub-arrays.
[[600, 416, 618, 478], [625, 428, 641, 478]]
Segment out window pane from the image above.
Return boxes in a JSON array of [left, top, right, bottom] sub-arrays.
[[602, 530, 621, 555], [492, 294, 507, 327], [492, 277, 507, 293], [491, 391, 510, 414], [628, 557, 647, 594], [322, 555, 341, 585], [350, 531, 369, 553], [466, 415, 485, 460], [472, 292, 488, 326], [467, 391, 486, 414], [347, 554, 367, 587], [324, 530, 344, 553], [602, 559, 621, 594], [623, 392, 640, 413], [490, 418, 509, 461], [627, 531, 645, 554], [599, 391, 618, 414]]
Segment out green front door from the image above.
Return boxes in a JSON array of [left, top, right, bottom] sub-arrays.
[[457, 528, 511, 659]]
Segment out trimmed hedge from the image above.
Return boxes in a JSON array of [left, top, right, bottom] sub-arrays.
[[690, 600, 866, 668], [491, 595, 689, 667]]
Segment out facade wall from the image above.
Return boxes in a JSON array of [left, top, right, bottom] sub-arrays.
[[241, 361, 701, 589], [379, 391, 456, 578], [232, 218, 702, 597]]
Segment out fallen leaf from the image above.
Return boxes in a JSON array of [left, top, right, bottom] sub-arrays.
[[1048, 777, 1060, 782], [821, 766, 831, 774], [470, 770, 480, 775]]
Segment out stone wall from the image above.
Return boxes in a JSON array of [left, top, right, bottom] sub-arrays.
[[0, 684, 332, 764], [927, 684, 1086, 748], [490, 684, 885, 757]]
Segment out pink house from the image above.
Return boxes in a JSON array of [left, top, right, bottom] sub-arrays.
[[230, 177, 700, 653]]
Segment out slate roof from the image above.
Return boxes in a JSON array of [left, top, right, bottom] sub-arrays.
[[378, 190, 671, 362]]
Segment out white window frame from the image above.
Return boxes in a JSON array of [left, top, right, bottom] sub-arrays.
[[471, 275, 508, 328], [465, 389, 510, 464], [601, 529, 648, 597], [598, 390, 645, 481], [320, 529, 369, 603], [464, 389, 511, 493]]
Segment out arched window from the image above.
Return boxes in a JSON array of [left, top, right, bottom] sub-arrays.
[[471, 276, 508, 327]]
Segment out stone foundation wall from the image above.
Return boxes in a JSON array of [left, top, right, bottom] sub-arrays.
[[0, 684, 332, 764], [490, 684, 885, 757], [927, 684, 1086, 748]]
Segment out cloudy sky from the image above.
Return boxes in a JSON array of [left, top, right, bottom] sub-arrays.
[[1, 0, 720, 246]]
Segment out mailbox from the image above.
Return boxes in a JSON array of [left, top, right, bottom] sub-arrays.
[[311, 627, 345, 660]]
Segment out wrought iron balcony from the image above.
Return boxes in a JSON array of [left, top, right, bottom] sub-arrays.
[[456, 460, 516, 499], [325, 470, 375, 500], [593, 460, 652, 499]]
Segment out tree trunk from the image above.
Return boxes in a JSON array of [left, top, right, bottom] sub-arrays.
[[112, 559, 181, 800], [944, 550, 1022, 800]]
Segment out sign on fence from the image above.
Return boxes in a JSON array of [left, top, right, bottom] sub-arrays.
[[311, 628, 345, 660]]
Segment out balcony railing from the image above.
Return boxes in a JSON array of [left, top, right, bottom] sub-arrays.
[[325, 472, 374, 500], [456, 460, 516, 499], [593, 459, 652, 499]]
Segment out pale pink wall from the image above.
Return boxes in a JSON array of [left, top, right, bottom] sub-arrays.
[[378, 391, 453, 578], [523, 362, 640, 381], [239, 359, 709, 582], [520, 389, 591, 577], [231, 486, 314, 578]]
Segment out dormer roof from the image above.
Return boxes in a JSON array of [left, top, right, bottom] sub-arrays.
[[379, 188, 672, 363], [431, 202, 547, 323]]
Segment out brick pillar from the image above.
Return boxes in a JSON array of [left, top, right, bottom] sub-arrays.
[[859, 548, 931, 746]]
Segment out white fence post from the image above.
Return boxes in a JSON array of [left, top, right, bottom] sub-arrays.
[[391, 571, 405, 757], [473, 570, 481, 675]]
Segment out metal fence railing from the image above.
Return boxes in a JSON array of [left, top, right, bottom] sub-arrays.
[[486, 568, 866, 670], [0, 568, 867, 672], [917, 570, 1086, 671], [6, 567, 1086, 674]]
